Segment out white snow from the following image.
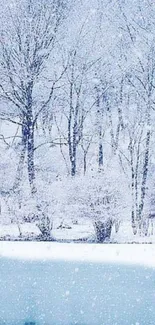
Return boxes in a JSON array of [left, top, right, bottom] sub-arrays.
[[0, 243, 155, 325], [0, 242, 155, 267]]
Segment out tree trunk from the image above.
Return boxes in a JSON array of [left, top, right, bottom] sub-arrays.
[[99, 141, 103, 168], [71, 157, 76, 176], [84, 152, 87, 175], [26, 84, 36, 193], [95, 84, 103, 169], [138, 129, 150, 227], [27, 122, 36, 193], [13, 121, 27, 191], [68, 115, 78, 177]]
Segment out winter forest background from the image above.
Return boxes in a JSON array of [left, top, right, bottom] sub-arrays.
[[0, 0, 155, 242]]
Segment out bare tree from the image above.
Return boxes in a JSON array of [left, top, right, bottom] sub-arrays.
[[61, 47, 96, 176], [0, 0, 66, 193]]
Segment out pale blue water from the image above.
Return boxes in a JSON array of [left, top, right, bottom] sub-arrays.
[[0, 257, 155, 325]]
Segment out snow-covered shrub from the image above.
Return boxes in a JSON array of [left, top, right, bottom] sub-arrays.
[[37, 213, 53, 239], [77, 172, 124, 242], [94, 219, 113, 242], [50, 168, 127, 242], [22, 197, 54, 239]]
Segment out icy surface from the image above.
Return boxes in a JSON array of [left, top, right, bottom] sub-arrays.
[[0, 243, 155, 325]]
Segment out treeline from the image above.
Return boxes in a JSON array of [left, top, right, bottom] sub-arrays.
[[0, 0, 155, 240]]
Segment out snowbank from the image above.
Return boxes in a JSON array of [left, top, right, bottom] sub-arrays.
[[0, 243, 155, 325]]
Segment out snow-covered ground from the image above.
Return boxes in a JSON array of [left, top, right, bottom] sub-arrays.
[[0, 243, 155, 325], [0, 219, 155, 243]]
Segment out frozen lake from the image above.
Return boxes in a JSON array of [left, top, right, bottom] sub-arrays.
[[0, 243, 155, 325]]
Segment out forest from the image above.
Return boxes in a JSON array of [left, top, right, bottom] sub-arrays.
[[0, 0, 155, 242]]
